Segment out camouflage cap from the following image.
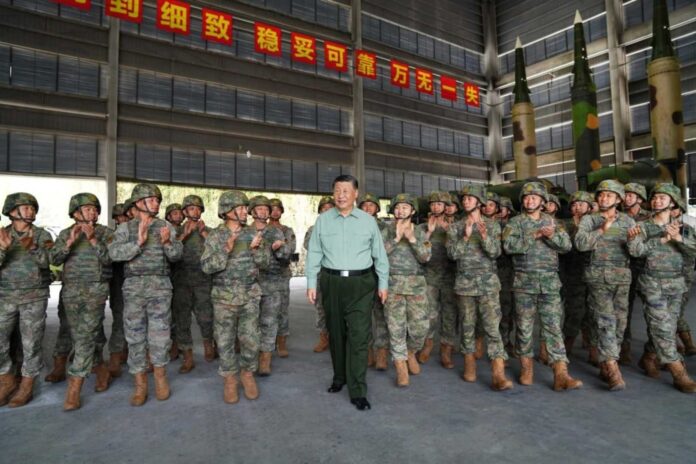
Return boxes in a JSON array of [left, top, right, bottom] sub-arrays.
[[427, 191, 450, 204], [651, 182, 686, 212], [485, 191, 501, 205], [569, 190, 594, 206], [130, 183, 162, 203], [595, 179, 625, 201], [2, 192, 39, 217], [317, 196, 335, 213], [447, 194, 461, 210], [182, 194, 205, 212], [389, 193, 418, 214], [248, 195, 271, 213], [519, 181, 548, 203], [165, 203, 183, 218], [123, 198, 134, 212], [358, 193, 381, 212], [499, 196, 516, 213], [111, 203, 127, 219], [460, 184, 487, 205], [546, 194, 561, 208], [269, 198, 284, 213], [69, 192, 101, 217], [624, 182, 648, 202], [218, 190, 249, 218]]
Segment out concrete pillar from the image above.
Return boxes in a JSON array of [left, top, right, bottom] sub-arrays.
[[351, 0, 365, 189], [106, 18, 120, 227]]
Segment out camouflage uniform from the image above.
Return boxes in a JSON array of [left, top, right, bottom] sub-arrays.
[[0, 193, 53, 380], [171, 196, 214, 354], [50, 193, 113, 378], [381, 194, 431, 362], [201, 191, 271, 377], [304, 224, 326, 332], [269, 199, 297, 340], [497, 197, 516, 349], [108, 185, 183, 374], [108, 204, 127, 357]]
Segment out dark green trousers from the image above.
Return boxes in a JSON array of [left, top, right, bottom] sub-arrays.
[[320, 271, 376, 399]]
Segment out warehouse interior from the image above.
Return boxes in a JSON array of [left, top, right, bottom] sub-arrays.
[[1, 0, 696, 462]]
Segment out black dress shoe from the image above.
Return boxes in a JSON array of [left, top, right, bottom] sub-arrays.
[[350, 397, 371, 410], [327, 383, 344, 393]]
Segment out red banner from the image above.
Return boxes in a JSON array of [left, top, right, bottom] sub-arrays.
[[355, 50, 377, 79], [440, 76, 457, 101], [390, 60, 410, 88], [202, 8, 233, 45], [324, 41, 348, 72], [255, 22, 282, 56], [156, 0, 190, 35], [464, 82, 480, 107], [291, 33, 317, 64], [53, 0, 91, 10], [415, 68, 433, 95], [105, 0, 143, 23]]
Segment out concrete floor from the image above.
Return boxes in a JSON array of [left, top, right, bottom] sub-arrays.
[[1, 279, 695, 463]]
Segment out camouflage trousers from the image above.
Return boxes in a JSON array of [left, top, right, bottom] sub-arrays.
[[499, 287, 515, 347], [0, 289, 48, 378], [562, 283, 590, 339], [122, 277, 172, 375], [259, 292, 282, 352], [314, 287, 327, 332], [212, 291, 260, 376], [425, 284, 458, 345], [456, 294, 507, 360], [63, 282, 109, 378], [370, 298, 389, 350], [384, 291, 429, 361], [623, 268, 644, 343], [587, 283, 629, 363], [677, 275, 694, 333], [108, 277, 126, 354], [515, 292, 568, 363], [52, 288, 106, 360], [642, 289, 683, 364], [276, 280, 291, 337], [172, 280, 214, 350]]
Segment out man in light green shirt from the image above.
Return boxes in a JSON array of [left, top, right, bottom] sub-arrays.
[[306, 175, 388, 411]]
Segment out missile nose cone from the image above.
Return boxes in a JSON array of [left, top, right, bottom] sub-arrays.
[[515, 36, 523, 49], [574, 10, 583, 24]]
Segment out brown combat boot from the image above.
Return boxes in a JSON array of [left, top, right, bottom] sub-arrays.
[[678, 331, 696, 356], [223, 375, 239, 404], [407, 351, 421, 375], [462, 354, 477, 382], [179, 349, 195, 374], [588, 345, 599, 367], [130, 372, 148, 406], [63, 376, 84, 411], [367, 348, 375, 368], [552, 362, 583, 391], [599, 362, 609, 382], [638, 351, 661, 379], [313, 331, 329, 353], [394, 360, 409, 387], [0, 373, 18, 407], [153, 366, 170, 401], [474, 337, 484, 360], [491, 358, 513, 391], [666, 362, 696, 393], [203, 339, 217, 362], [108, 352, 122, 378], [564, 336, 576, 356], [8, 376, 34, 408], [258, 352, 272, 377], [519, 357, 533, 386], [440, 343, 455, 369], [619, 341, 632, 365], [604, 360, 626, 391], [44, 355, 68, 383], [276, 336, 289, 358], [169, 341, 179, 361], [417, 338, 434, 364], [537, 341, 549, 365], [240, 370, 259, 400], [94, 363, 112, 393], [375, 348, 388, 371]]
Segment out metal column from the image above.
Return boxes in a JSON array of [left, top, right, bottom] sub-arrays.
[[351, 0, 365, 188], [605, 0, 630, 164], [106, 18, 120, 227]]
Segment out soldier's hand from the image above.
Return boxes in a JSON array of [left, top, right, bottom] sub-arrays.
[[307, 288, 317, 305], [0, 227, 12, 250], [197, 220, 206, 233], [600, 215, 615, 233], [250, 231, 263, 249], [378, 289, 388, 304], [540, 221, 555, 239], [19, 227, 35, 251], [665, 222, 683, 242], [427, 214, 437, 233], [137, 216, 152, 247], [403, 223, 416, 243], [66, 224, 81, 247], [183, 220, 197, 237], [271, 239, 284, 251], [477, 221, 487, 240], [394, 222, 404, 242], [463, 221, 473, 239], [627, 225, 642, 241], [81, 223, 95, 241], [159, 226, 171, 245], [224, 230, 239, 253]]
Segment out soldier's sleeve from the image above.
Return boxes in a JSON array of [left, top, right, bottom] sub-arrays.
[[30, 228, 54, 269], [574, 215, 602, 252], [94, 226, 113, 267], [272, 228, 292, 260], [382, 227, 397, 255], [50, 228, 72, 266], [252, 237, 272, 270], [108, 222, 141, 262], [482, 220, 501, 259], [446, 223, 465, 260], [544, 222, 572, 254], [303, 226, 313, 251], [410, 227, 432, 264], [502, 218, 533, 255], [624, 216, 643, 258], [285, 226, 297, 254], [201, 229, 228, 275], [163, 223, 183, 262], [627, 225, 650, 258], [675, 224, 696, 258]]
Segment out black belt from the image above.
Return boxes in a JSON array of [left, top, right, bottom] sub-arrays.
[[322, 267, 373, 277]]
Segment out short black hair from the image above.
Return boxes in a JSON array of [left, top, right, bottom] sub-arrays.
[[332, 174, 358, 190]]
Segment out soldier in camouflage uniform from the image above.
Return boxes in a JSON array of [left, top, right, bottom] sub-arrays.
[[171, 195, 215, 374], [305, 196, 335, 353], [575, 180, 641, 391], [248, 195, 290, 376], [165, 202, 184, 360], [417, 191, 457, 369], [358, 193, 389, 370], [560, 191, 595, 356], [503, 182, 582, 391], [629, 183, 696, 393], [447, 185, 512, 391], [620, 183, 651, 365], [165, 203, 184, 228], [381, 194, 431, 387], [0, 193, 54, 408], [444, 193, 461, 223], [672, 205, 696, 356], [51, 193, 114, 410], [536, 193, 561, 365], [201, 191, 271, 404], [544, 194, 561, 217], [107, 203, 129, 378], [497, 196, 516, 356], [108, 183, 183, 406], [268, 199, 296, 359]]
